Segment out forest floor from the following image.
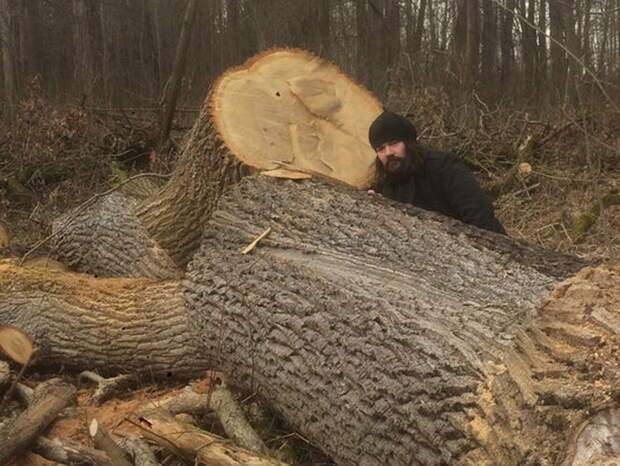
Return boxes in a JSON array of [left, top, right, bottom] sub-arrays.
[[1, 96, 619, 465]]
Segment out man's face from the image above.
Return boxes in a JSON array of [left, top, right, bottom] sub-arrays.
[[376, 140, 406, 174]]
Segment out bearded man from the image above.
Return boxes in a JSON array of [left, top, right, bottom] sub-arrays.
[[369, 111, 506, 235]]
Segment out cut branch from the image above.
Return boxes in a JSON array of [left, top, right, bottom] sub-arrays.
[[134, 409, 287, 466], [0, 378, 77, 465]]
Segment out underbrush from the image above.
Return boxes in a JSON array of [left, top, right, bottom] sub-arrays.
[[0, 82, 161, 254]]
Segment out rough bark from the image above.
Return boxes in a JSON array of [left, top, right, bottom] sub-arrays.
[[0, 259, 209, 377], [52, 106, 246, 278], [4, 175, 618, 465]]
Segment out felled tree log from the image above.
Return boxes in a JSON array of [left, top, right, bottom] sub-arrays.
[[4, 174, 619, 465], [0, 259, 210, 377], [51, 104, 247, 279]]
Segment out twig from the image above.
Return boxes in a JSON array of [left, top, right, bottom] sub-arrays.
[[241, 227, 272, 255]]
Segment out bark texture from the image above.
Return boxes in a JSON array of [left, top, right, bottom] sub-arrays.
[[52, 104, 247, 279], [182, 176, 611, 465], [2, 177, 618, 465], [0, 259, 209, 377]]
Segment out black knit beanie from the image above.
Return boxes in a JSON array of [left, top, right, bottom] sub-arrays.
[[368, 111, 418, 151]]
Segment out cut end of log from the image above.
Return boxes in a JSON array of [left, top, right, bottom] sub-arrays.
[[0, 325, 36, 365], [210, 48, 383, 189]]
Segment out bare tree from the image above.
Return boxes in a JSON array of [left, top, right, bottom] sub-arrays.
[[0, 0, 17, 118]]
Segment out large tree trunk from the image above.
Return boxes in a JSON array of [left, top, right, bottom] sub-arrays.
[[4, 174, 618, 465]]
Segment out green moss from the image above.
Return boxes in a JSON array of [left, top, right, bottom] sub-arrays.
[[570, 193, 620, 243]]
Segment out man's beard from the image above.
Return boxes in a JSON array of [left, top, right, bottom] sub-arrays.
[[384, 150, 414, 184]]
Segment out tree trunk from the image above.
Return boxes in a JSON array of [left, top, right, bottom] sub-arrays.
[[499, 0, 516, 94], [159, 0, 198, 146], [465, 0, 480, 87], [0, 0, 17, 119], [4, 173, 617, 465], [72, 0, 95, 99], [480, 0, 497, 97], [549, 0, 568, 99]]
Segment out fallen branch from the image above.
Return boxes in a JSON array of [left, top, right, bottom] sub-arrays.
[[0, 361, 9, 394], [486, 134, 536, 198], [0, 378, 77, 465], [117, 436, 161, 466], [80, 370, 135, 405], [131, 409, 288, 465], [241, 227, 272, 255], [140, 374, 267, 454], [570, 192, 620, 243]]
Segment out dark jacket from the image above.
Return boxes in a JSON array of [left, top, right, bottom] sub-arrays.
[[380, 150, 507, 234]]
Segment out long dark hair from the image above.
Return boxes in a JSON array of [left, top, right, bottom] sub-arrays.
[[372, 139, 427, 192]]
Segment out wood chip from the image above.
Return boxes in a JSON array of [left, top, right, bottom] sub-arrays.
[[241, 227, 272, 255]]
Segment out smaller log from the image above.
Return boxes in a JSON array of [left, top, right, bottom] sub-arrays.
[[33, 436, 115, 466], [89, 418, 132, 466], [133, 409, 288, 466], [0, 378, 77, 465], [140, 374, 267, 454], [209, 378, 269, 455], [117, 436, 161, 466], [80, 370, 135, 405]]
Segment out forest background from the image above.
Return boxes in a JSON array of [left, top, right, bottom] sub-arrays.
[[0, 0, 619, 263]]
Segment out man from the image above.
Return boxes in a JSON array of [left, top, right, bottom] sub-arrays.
[[369, 110, 507, 235]]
